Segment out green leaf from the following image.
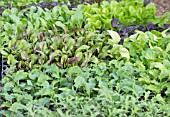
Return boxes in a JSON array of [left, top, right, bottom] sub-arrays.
[[166, 42, 170, 52], [40, 18, 47, 27], [107, 30, 121, 44], [152, 62, 166, 70], [0, 50, 8, 55], [72, 8, 83, 20], [1, 102, 11, 108], [3, 82, 14, 92], [76, 52, 83, 60], [67, 66, 82, 75], [44, 11, 51, 21], [86, 78, 96, 95], [38, 73, 52, 83], [9, 14, 20, 23], [90, 56, 99, 64], [21, 51, 28, 60], [29, 70, 41, 80], [55, 21, 66, 31], [153, 94, 165, 103], [7, 54, 18, 65], [57, 108, 65, 117], [159, 69, 169, 81], [9, 103, 26, 112], [163, 60, 170, 68], [45, 64, 60, 78], [110, 44, 122, 53], [14, 71, 28, 82], [74, 76, 86, 89], [0, 93, 14, 102], [119, 48, 130, 59], [38, 97, 50, 106], [33, 13, 39, 20], [27, 80, 32, 86], [76, 45, 90, 53], [165, 88, 170, 96], [145, 84, 160, 93], [143, 49, 156, 60]]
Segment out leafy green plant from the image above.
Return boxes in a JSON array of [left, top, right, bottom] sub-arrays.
[[1, 30, 170, 116], [1, 0, 170, 116], [0, 6, 132, 69], [84, 0, 169, 31]]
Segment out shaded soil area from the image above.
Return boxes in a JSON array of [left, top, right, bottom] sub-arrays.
[[150, 0, 170, 16]]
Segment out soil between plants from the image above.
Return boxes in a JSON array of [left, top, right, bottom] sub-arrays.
[[151, 0, 170, 16]]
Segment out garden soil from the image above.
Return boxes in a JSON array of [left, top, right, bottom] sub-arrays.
[[150, 0, 170, 16]]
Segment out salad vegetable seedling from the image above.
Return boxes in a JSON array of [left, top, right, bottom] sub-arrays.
[[0, 0, 170, 116]]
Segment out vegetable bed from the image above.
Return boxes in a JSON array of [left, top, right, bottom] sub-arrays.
[[0, 0, 170, 116]]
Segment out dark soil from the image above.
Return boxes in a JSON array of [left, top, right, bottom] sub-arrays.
[[150, 0, 170, 16]]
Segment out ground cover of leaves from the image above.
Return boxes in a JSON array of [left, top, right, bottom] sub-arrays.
[[0, 0, 170, 117]]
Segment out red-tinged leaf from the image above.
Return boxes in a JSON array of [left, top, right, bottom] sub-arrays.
[[68, 57, 80, 64]]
